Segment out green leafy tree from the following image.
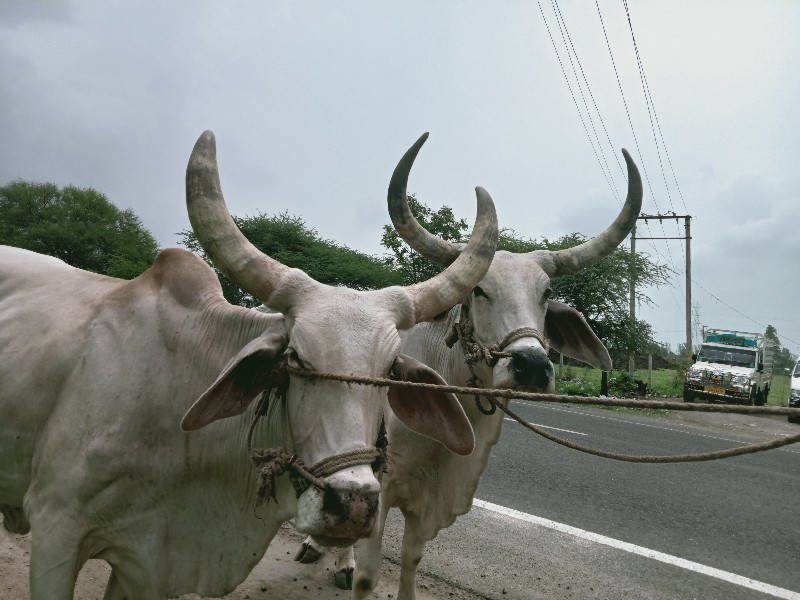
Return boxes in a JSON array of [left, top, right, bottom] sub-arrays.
[[179, 212, 403, 306], [380, 194, 468, 284], [765, 324, 797, 371], [0, 180, 158, 278]]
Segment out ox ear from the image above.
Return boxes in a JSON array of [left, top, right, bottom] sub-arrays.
[[545, 300, 612, 371], [181, 329, 288, 431], [388, 354, 475, 456]]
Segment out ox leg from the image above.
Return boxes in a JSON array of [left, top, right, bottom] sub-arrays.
[[333, 546, 355, 590], [396, 513, 429, 600], [28, 528, 83, 600], [294, 535, 324, 563], [102, 571, 126, 600], [352, 501, 389, 599]]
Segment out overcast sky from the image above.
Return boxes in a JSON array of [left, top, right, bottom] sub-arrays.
[[2, 1, 798, 356]]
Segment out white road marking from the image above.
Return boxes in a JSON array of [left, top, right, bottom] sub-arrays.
[[472, 498, 800, 600], [503, 417, 587, 436]]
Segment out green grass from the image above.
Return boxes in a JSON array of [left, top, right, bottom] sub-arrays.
[[553, 364, 684, 398], [553, 365, 792, 409], [769, 373, 790, 407]]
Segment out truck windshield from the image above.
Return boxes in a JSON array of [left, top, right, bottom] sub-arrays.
[[793, 365, 800, 378], [697, 345, 756, 368]]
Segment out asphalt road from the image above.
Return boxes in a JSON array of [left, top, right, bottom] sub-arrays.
[[375, 401, 800, 599]]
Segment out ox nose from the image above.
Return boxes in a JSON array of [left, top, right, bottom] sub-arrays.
[[509, 348, 553, 389], [295, 465, 380, 545]]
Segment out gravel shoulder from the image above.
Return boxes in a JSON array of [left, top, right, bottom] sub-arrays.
[[657, 397, 799, 440]]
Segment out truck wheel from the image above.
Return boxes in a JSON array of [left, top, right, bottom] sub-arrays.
[[789, 414, 800, 425], [755, 390, 765, 406], [683, 389, 694, 403]]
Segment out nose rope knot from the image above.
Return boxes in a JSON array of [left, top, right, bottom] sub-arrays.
[[445, 310, 548, 416]]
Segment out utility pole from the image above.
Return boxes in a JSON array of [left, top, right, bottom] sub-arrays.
[[684, 216, 692, 358], [633, 213, 693, 365], [629, 225, 636, 377]]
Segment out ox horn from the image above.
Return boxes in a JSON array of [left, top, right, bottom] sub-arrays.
[[538, 148, 642, 276], [387, 133, 462, 267], [186, 131, 289, 302], [406, 184, 498, 323]]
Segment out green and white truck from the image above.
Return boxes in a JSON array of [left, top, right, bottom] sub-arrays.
[[683, 328, 774, 405]]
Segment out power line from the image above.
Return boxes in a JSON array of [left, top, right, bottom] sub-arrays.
[[692, 277, 800, 351], [536, 1, 619, 204], [621, 0, 687, 269]]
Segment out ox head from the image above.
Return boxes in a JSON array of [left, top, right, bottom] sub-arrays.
[[179, 131, 498, 545], [388, 133, 643, 393]]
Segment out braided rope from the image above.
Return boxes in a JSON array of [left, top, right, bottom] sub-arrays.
[[487, 395, 800, 463], [282, 365, 800, 462], [284, 366, 798, 416]]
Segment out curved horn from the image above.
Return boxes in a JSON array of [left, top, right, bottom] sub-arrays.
[[407, 185, 498, 324], [387, 133, 462, 266], [540, 148, 642, 276], [185, 131, 288, 302]]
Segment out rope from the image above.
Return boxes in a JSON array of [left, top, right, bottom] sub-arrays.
[[284, 366, 798, 416], [485, 394, 800, 463], [282, 365, 800, 462], [249, 385, 389, 506]]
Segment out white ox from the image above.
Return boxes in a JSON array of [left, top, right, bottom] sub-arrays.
[[297, 133, 642, 599], [0, 130, 500, 600]]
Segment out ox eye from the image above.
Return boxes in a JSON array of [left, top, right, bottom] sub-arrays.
[[472, 286, 489, 300], [286, 349, 307, 370], [542, 287, 553, 301]]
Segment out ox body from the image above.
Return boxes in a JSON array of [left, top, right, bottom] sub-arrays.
[[0, 131, 499, 600], [296, 134, 642, 600]]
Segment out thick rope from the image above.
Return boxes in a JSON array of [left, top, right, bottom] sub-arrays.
[[484, 394, 800, 463], [283, 365, 800, 462], [284, 366, 798, 416], [250, 387, 389, 506]]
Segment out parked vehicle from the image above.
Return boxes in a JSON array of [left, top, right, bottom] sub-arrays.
[[789, 359, 800, 424], [684, 328, 774, 405]]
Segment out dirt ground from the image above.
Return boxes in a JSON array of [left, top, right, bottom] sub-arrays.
[[0, 521, 477, 600], [2, 406, 796, 600]]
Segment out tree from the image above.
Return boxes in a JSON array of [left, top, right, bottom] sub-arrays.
[[0, 180, 158, 279], [380, 194, 468, 284], [179, 212, 403, 306], [765, 324, 797, 371]]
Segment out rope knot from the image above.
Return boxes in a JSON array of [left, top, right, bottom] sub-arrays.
[[251, 448, 317, 506], [251, 422, 389, 506]]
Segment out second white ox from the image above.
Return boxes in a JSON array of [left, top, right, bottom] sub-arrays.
[[298, 134, 642, 599], [0, 131, 499, 599]]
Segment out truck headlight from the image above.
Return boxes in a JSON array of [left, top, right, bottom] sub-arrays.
[[686, 368, 703, 381], [731, 375, 749, 385], [791, 389, 800, 400]]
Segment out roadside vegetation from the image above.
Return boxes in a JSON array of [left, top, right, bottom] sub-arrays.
[[554, 365, 792, 409], [553, 364, 683, 398]]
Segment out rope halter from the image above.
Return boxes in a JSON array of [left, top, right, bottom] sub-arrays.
[[445, 305, 549, 415], [249, 372, 389, 506]]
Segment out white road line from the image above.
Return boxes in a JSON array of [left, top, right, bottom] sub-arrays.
[[503, 417, 587, 436], [472, 498, 800, 600]]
